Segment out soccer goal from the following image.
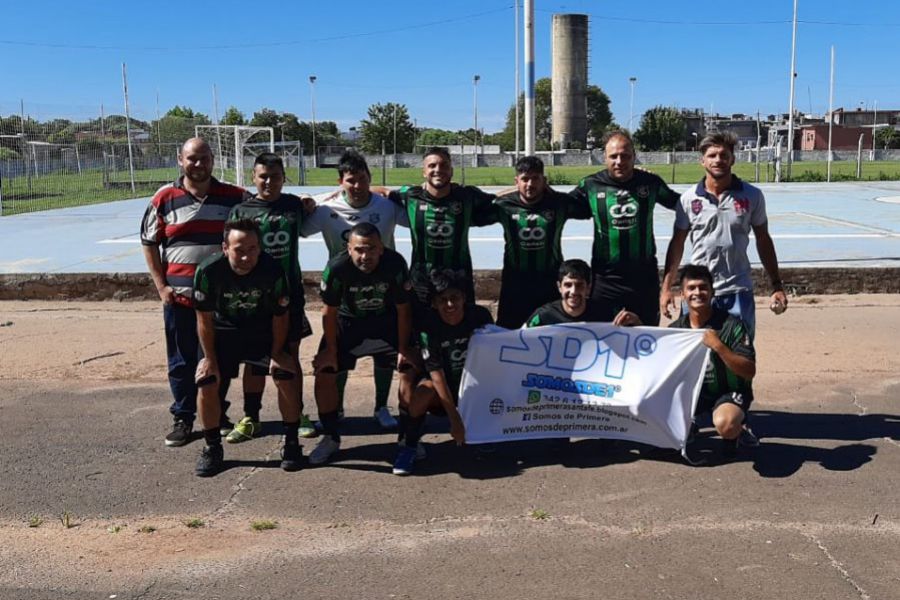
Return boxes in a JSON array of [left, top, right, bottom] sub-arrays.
[[194, 125, 274, 187]]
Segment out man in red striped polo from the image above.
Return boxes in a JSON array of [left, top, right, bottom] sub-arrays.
[[141, 137, 245, 447]]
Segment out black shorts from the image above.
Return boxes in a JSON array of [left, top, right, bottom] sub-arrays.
[[214, 330, 273, 380], [591, 264, 660, 326], [695, 391, 754, 417], [318, 314, 400, 372], [497, 273, 558, 329], [289, 305, 313, 342]]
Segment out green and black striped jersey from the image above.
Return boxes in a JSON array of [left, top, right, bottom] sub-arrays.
[[569, 170, 678, 271], [670, 308, 755, 401], [493, 190, 587, 277], [389, 184, 495, 302], [228, 193, 305, 307], [419, 304, 494, 401], [319, 248, 412, 319]]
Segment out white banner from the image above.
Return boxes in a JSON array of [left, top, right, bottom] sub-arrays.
[[458, 323, 709, 453]]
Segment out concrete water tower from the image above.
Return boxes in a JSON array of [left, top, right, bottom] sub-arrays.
[[551, 14, 589, 149]]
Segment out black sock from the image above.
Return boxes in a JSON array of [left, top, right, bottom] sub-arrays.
[[319, 411, 341, 443], [203, 428, 222, 447], [244, 392, 263, 422], [404, 415, 426, 448], [397, 406, 410, 443], [283, 421, 299, 445]]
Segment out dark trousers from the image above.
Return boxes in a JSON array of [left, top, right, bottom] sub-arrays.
[[590, 265, 660, 327]]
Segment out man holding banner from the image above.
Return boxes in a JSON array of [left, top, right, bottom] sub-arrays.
[[668, 264, 757, 457]]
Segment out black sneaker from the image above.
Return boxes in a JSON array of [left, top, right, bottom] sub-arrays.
[[738, 425, 760, 448], [165, 419, 193, 447], [219, 418, 235, 437], [280, 442, 303, 472], [195, 445, 224, 477]]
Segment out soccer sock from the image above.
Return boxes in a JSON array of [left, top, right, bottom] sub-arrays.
[[374, 367, 393, 409], [203, 428, 221, 447], [404, 415, 426, 448], [336, 372, 348, 413], [244, 392, 263, 422], [283, 421, 299, 445], [397, 406, 410, 443], [318, 410, 341, 443]]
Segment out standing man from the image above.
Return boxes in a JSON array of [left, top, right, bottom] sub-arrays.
[[301, 150, 409, 429], [141, 137, 244, 447], [193, 219, 302, 476], [310, 223, 415, 465], [569, 131, 680, 326], [660, 132, 787, 335], [492, 156, 586, 329], [668, 264, 757, 457], [226, 153, 314, 443], [387, 147, 497, 306]]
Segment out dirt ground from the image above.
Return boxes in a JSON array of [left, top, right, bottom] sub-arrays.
[[0, 295, 898, 600]]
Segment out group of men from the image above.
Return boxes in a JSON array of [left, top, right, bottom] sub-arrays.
[[141, 128, 786, 477]]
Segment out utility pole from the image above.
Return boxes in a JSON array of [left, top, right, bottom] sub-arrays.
[[309, 75, 317, 168], [786, 0, 799, 179]]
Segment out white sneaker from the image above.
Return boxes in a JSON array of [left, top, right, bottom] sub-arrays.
[[397, 440, 427, 460], [374, 406, 398, 430], [309, 436, 341, 465]]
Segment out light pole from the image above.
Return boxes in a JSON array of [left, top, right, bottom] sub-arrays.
[[628, 77, 637, 131], [276, 121, 286, 163], [786, 0, 798, 178], [309, 75, 317, 168], [392, 104, 397, 166], [473, 75, 480, 157]]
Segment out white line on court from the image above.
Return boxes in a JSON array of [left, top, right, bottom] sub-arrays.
[[789, 211, 898, 235]]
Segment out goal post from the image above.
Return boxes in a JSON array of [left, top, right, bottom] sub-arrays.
[[194, 125, 274, 187]]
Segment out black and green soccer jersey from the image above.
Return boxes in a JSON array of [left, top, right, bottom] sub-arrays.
[[419, 304, 494, 401], [670, 308, 755, 402], [228, 193, 305, 307], [492, 189, 585, 276], [569, 169, 678, 271], [389, 184, 496, 302], [525, 299, 617, 328], [193, 252, 290, 333], [319, 248, 412, 319]]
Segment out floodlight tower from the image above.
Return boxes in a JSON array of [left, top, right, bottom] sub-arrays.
[[628, 76, 637, 131], [309, 75, 317, 168], [473, 75, 480, 155]]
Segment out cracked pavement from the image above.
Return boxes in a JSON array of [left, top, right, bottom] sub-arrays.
[[0, 296, 898, 599]]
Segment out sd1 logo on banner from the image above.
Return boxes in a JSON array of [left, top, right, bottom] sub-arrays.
[[457, 323, 710, 454]]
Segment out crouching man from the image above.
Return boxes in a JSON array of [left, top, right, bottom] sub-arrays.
[[193, 219, 303, 476], [668, 264, 758, 457], [392, 274, 494, 475]]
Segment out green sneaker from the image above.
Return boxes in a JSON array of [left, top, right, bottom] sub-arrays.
[[225, 416, 261, 444], [299, 414, 317, 439]]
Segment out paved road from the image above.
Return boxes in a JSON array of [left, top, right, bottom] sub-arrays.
[[1, 296, 898, 599]]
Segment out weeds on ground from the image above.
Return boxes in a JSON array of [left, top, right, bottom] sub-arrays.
[[27, 516, 43, 528], [250, 520, 278, 531], [530, 509, 550, 521], [184, 518, 205, 529]]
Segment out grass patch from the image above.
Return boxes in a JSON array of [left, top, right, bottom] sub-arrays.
[[138, 525, 157, 533], [107, 524, 125, 534], [529, 509, 550, 521], [5, 160, 900, 216], [250, 519, 278, 531], [59, 511, 76, 529], [27, 516, 43, 528], [184, 518, 205, 529]]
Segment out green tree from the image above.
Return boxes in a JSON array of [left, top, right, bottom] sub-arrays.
[[875, 127, 899, 150], [498, 78, 613, 151], [359, 102, 416, 154], [221, 106, 245, 126], [249, 108, 280, 128], [417, 128, 462, 148], [633, 106, 686, 151], [152, 106, 210, 145]]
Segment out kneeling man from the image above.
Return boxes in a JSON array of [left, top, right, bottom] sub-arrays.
[[668, 264, 758, 456]]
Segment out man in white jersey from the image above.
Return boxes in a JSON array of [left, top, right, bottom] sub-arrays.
[[302, 150, 409, 429]]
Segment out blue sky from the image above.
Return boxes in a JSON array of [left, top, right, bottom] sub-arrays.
[[2, 0, 899, 132]]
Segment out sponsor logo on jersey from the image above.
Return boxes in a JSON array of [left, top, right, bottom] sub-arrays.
[[733, 198, 750, 215], [425, 221, 455, 248], [375, 282, 389, 293], [369, 213, 381, 224], [518, 226, 547, 249], [691, 198, 704, 215], [609, 198, 639, 230], [194, 290, 206, 302]]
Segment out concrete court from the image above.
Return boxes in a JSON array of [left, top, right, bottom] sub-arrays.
[[1, 181, 900, 274], [0, 295, 898, 599]]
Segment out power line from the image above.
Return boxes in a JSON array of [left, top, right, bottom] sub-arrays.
[[0, 6, 512, 52]]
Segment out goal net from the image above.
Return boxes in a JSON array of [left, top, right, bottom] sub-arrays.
[[194, 125, 274, 187]]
